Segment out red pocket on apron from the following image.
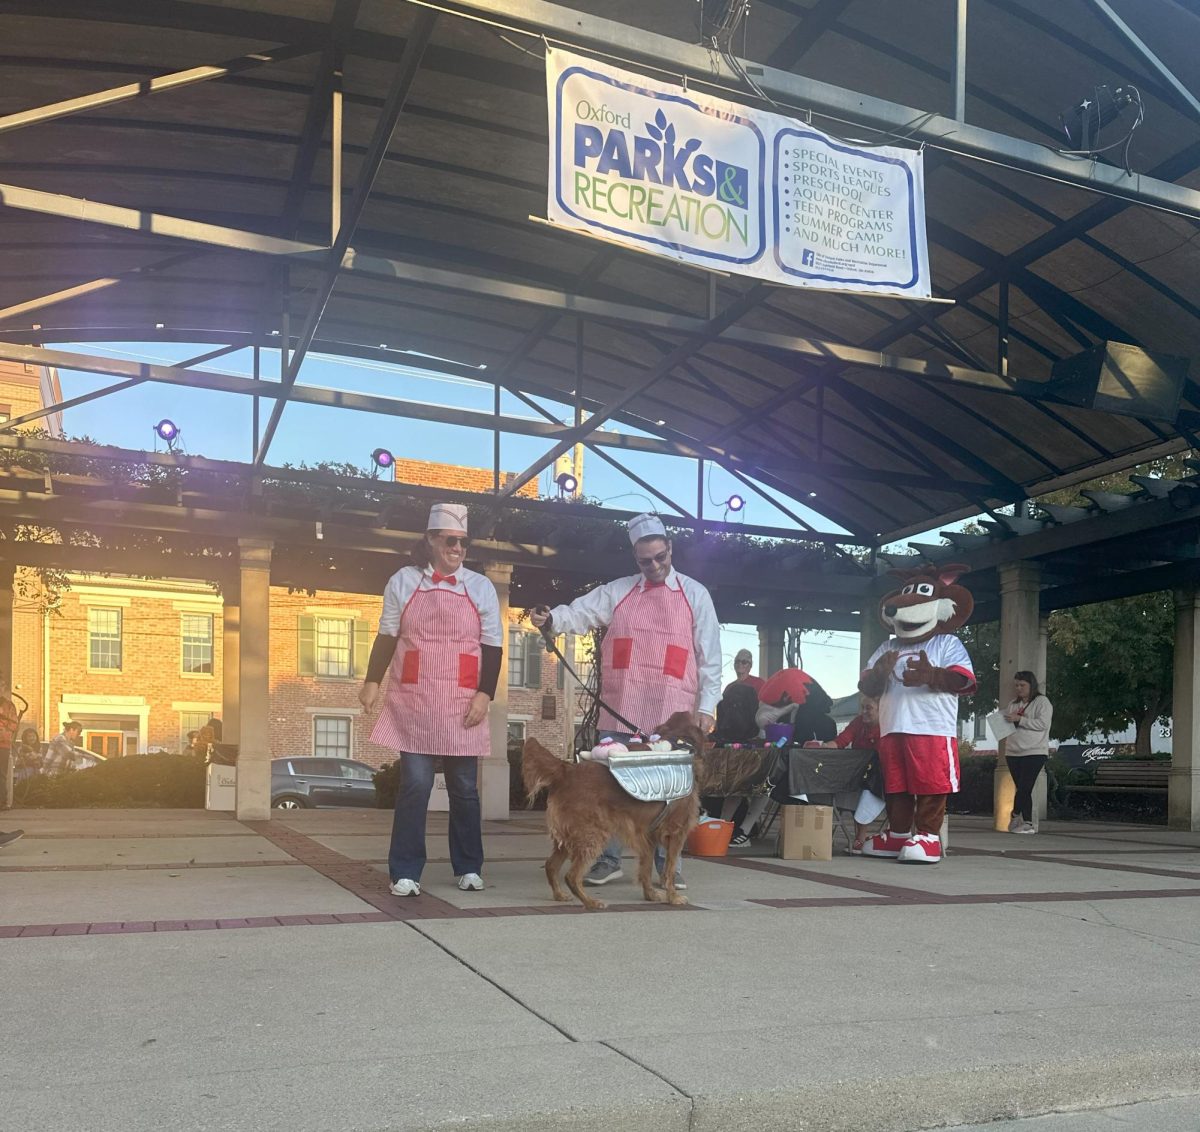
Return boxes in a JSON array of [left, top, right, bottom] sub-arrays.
[[400, 649, 421, 684], [663, 644, 689, 679], [458, 652, 479, 690], [611, 637, 633, 670]]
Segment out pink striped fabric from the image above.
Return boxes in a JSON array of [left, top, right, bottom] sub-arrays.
[[370, 586, 490, 757], [599, 582, 698, 734]]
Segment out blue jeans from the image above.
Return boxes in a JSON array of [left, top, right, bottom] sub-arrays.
[[593, 732, 682, 879], [388, 754, 483, 882]]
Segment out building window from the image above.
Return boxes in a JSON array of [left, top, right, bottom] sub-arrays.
[[973, 713, 987, 741], [0, 403, 10, 424], [181, 613, 214, 675], [88, 607, 122, 671], [506, 719, 526, 744], [313, 715, 352, 759], [508, 629, 543, 689], [179, 711, 211, 752], [316, 617, 353, 677]]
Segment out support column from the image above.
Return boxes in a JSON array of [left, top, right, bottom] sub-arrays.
[[235, 540, 272, 821], [482, 562, 513, 821], [222, 602, 240, 745], [758, 623, 785, 679], [1169, 587, 1200, 831], [859, 607, 890, 674], [994, 561, 1042, 830], [0, 562, 13, 810]]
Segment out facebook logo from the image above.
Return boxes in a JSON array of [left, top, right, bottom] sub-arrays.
[[801, 248, 815, 267]]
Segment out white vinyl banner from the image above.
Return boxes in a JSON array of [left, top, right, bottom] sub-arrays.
[[547, 49, 930, 298]]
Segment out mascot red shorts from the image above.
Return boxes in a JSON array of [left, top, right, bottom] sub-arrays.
[[877, 733, 961, 795]]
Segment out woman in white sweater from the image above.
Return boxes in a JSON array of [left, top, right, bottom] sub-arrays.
[[1003, 671, 1053, 834]]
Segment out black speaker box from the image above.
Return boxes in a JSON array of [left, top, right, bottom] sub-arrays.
[[1050, 342, 1188, 422]]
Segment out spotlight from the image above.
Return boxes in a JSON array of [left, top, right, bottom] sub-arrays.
[[371, 447, 395, 470], [725, 493, 745, 513], [154, 419, 179, 443], [1060, 84, 1139, 151], [555, 470, 578, 496]]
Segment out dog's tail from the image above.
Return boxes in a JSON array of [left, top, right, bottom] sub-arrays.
[[521, 737, 570, 804]]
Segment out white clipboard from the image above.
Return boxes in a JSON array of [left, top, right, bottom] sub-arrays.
[[986, 710, 1016, 741]]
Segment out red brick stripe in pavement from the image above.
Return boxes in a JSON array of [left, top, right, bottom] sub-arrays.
[[6, 821, 1200, 939]]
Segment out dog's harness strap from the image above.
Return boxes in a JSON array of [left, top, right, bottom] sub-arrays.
[[539, 623, 645, 737]]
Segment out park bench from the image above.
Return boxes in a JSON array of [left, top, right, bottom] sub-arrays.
[[1062, 760, 1170, 796]]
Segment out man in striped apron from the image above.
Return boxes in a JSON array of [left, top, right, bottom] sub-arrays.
[[360, 503, 503, 897], [531, 513, 721, 887]]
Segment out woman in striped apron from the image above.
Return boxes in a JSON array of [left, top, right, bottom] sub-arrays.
[[359, 503, 502, 897]]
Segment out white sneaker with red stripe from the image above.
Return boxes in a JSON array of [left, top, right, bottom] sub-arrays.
[[897, 832, 942, 864], [859, 830, 910, 859]]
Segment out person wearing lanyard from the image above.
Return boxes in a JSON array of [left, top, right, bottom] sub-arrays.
[[359, 503, 503, 897], [531, 513, 721, 888], [1002, 670, 1054, 834]]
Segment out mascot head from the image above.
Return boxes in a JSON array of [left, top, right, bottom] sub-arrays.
[[880, 563, 973, 644]]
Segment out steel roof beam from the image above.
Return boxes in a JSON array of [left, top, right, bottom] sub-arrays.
[[424, 0, 1200, 220], [1083, 0, 1200, 124], [253, 11, 438, 466], [0, 43, 317, 135], [0, 182, 328, 258]]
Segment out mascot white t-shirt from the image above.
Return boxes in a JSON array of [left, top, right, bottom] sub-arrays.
[[868, 635, 975, 738]]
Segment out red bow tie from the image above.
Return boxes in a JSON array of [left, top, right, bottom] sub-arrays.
[[431, 572, 457, 586]]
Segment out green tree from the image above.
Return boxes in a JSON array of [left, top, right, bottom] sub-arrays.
[[1046, 592, 1174, 756]]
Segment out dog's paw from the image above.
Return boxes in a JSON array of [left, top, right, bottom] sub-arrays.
[[583, 899, 607, 911], [551, 891, 571, 902], [646, 887, 667, 904], [668, 893, 689, 906]]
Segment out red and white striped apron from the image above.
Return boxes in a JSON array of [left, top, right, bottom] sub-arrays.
[[369, 585, 490, 758], [600, 580, 698, 734]]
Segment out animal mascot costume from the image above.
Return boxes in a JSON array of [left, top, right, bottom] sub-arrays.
[[858, 564, 975, 864]]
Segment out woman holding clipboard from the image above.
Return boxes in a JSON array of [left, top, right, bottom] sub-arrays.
[[1001, 671, 1053, 834]]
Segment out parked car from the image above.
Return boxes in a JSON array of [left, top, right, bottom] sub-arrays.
[[270, 757, 378, 809]]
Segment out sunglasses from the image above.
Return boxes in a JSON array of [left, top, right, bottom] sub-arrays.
[[635, 550, 671, 568], [438, 535, 469, 548]]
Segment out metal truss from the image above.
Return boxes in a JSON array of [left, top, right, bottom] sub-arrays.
[[423, 0, 1200, 220]]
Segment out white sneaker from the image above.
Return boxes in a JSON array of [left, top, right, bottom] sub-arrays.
[[1007, 814, 1023, 833], [1015, 822, 1037, 835], [457, 872, 484, 891], [389, 878, 420, 897]]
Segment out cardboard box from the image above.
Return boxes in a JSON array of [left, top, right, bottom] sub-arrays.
[[779, 804, 832, 861]]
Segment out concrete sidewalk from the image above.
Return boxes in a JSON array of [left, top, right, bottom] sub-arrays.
[[3, 808, 1200, 1131]]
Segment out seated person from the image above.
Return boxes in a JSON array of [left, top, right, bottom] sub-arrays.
[[807, 694, 886, 855], [729, 647, 765, 695], [705, 680, 765, 845]]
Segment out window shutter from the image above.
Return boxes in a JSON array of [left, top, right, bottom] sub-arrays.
[[525, 632, 542, 688], [298, 615, 316, 676], [353, 620, 370, 678]]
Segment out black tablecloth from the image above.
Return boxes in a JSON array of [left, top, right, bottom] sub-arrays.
[[786, 746, 882, 799]]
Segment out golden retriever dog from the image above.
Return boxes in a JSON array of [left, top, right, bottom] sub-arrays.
[[521, 712, 703, 911]]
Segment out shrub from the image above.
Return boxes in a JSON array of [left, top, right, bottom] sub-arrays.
[[950, 754, 997, 814], [16, 752, 206, 808]]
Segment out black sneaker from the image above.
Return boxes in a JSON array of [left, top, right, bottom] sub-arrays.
[[729, 829, 751, 848], [0, 830, 24, 849]]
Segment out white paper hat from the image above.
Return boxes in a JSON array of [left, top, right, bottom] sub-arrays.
[[427, 502, 469, 533], [627, 512, 667, 545]]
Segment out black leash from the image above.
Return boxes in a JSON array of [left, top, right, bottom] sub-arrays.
[[534, 611, 647, 738]]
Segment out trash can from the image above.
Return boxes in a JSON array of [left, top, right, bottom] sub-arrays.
[[205, 763, 237, 811]]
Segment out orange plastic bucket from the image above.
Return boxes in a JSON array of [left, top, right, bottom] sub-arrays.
[[686, 818, 735, 857]]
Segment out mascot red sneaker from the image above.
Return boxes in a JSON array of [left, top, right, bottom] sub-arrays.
[[858, 564, 975, 864]]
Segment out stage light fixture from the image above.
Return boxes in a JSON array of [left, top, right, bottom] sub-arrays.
[[555, 470, 579, 496], [154, 419, 179, 443], [371, 447, 395, 469], [725, 493, 746, 513]]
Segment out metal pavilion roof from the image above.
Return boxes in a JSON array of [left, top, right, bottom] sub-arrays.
[[0, 0, 1198, 544]]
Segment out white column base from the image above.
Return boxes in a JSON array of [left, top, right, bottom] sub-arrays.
[[480, 759, 510, 821]]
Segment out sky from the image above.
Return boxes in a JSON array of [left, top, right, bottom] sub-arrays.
[[56, 340, 876, 698]]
